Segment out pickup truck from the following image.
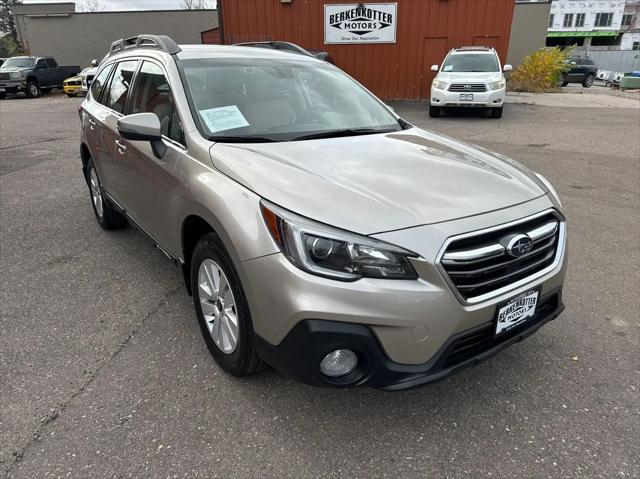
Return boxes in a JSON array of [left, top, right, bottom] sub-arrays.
[[0, 56, 81, 99]]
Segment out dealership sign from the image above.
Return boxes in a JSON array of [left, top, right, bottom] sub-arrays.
[[324, 3, 397, 44]]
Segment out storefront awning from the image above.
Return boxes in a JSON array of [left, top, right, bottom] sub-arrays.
[[547, 31, 618, 38]]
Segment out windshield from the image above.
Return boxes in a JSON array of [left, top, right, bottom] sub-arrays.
[[442, 54, 499, 73], [1, 57, 35, 69], [180, 58, 402, 142]]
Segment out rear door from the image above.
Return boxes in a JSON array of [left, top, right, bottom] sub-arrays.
[[119, 59, 186, 251], [86, 60, 139, 205], [83, 62, 116, 192]]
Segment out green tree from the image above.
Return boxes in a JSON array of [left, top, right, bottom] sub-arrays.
[[0, 35, 21, 57], [1, 0, 23, 57]]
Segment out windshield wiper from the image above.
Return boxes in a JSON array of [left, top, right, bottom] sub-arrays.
[[292, 128, 394, 142], [208, 135, 281, 143]]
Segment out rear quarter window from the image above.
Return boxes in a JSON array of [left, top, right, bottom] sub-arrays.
[[90, 64, 115, 105]]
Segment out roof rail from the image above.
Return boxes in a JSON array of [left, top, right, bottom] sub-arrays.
[[108, 34, 181, 57], [454, 46, 494, 51]]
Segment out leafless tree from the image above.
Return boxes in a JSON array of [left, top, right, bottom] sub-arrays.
[[181, 0, 212, 9], [80, 0, 104, 12]]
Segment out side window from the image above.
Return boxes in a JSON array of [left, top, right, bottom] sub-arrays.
[[130, 61, 184, 145], [91, 64, 114, 104], [105, 60, 138, 114], [45, 57, 58, 68], [36, 59, 48, 69]]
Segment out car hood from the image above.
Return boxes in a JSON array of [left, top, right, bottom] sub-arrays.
[[210, 128, 547, 234], [65, 75, 81, 82], [437, 71, 503, 83]]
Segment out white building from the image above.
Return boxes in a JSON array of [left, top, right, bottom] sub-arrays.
[[546, 0, 638, 49]]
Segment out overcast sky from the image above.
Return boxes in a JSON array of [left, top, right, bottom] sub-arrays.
[[22, 0, 216, 11]]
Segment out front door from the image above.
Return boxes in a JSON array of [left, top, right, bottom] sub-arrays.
[[118, 60, 186, 255], [420, 37, 450, 100], [34, 59, 53, 87]]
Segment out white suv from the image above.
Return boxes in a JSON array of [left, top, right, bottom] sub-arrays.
[[429, 47, 512, 119]]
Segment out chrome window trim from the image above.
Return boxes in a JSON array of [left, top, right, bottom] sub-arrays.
[[435, 209, 566, 305]]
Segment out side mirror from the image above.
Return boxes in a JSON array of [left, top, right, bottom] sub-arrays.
[[570, 61, 577, 66], [117, 113, 167, 159], [430, 64, 439, 72], [91, 59, 98, 67], [503, 64, 513, 72]]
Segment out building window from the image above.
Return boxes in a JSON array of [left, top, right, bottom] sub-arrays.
[[575, 13, 585, 28], [590, 35, 621, 47], [548, 13, 554, 28], [594, 13, 613, 27], [633, 42, 640, 51], [563, 13, 574, 28], [621, 14, 633, 27]]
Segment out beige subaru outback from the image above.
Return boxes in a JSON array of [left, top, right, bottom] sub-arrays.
[[79, 35, 566, 390]]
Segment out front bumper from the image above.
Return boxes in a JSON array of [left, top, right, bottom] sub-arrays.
[[64, 84, 82, 95], [431, 87, 505, 108], [0, 80, 26, 94], [255, 287, 563, 390]]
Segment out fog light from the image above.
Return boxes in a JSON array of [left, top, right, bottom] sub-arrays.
[[319, 349, 358, 377]]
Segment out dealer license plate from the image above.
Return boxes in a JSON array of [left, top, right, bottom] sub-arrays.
[[459, 93, 473, 101], [495, 289, 539, 336]]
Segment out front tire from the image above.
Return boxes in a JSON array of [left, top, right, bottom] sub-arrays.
[[66, 93, 76, 97], [26, 81, 41, 98], [561, 81, 569, 87], [491, 106, 503, 119], [429, 105, 441, 118], [86, 158, 127, 230], [191, 233, 264, 377], [582, 74, 594, 88]]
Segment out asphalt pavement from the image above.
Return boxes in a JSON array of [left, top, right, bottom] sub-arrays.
[[1, 92, 638, 478]]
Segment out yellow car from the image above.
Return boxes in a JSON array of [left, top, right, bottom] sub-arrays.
[[63, 75, 82, 97]]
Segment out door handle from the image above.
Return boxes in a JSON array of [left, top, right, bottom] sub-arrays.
[[87, 118, 96, 130], [115, 139, 127, 155]]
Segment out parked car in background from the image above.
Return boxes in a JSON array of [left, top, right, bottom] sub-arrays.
[[561, 57, 597, 88], [429, 46, 512, 119], [235, 41, 335, 64], [0, 56, 80, 98], [81, 60, 99, 94], [79, 35, 566, 390], [63, 73, 84, 97]]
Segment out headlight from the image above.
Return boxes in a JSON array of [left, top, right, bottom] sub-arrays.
[[9, 71, 24, 80], [432, 80, 448, 90], [260, 201, 419, 281], [535, 173, 562, 207], [489, 80, 506, 91]]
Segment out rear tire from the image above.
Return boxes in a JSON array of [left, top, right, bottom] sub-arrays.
[[26, 81, 41, 98], [491, 106, 503, 119], [191, 233, 264, 377], [429, 105, 441, 118], [582, 74, 594, 88], [86, 158, 127, 230]]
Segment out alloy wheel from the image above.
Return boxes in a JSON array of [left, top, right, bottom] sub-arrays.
[[198, 259, 239, 354], [89, 167, 104, 218]]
